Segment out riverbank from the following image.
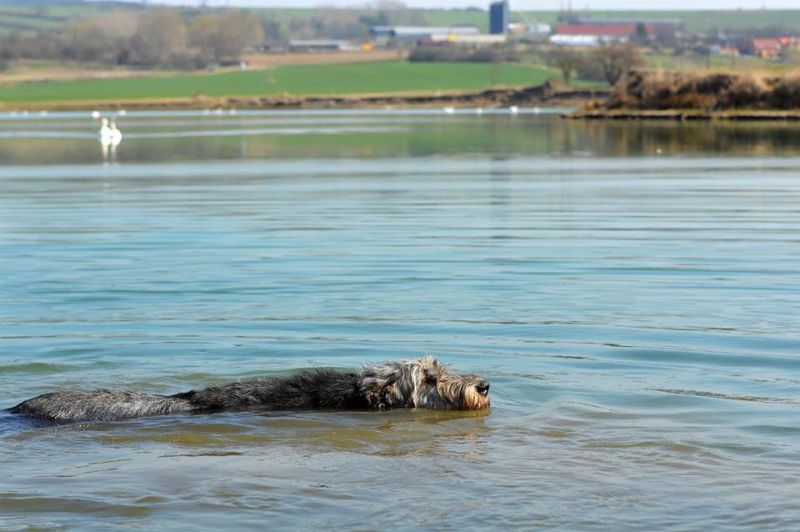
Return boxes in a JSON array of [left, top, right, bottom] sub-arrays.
[[568, 109, 800, 121], [567, 70, 800, 121], [0, 83, 609, 112]]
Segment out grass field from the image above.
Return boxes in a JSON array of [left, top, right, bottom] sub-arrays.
[[0, 61, 563, 104], [645, 52, 800, 74]]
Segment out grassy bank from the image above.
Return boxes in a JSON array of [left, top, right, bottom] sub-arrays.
[[0, 61, 563, 106]]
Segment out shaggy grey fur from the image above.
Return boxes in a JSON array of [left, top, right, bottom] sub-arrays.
[[8, 356, 490, 423]]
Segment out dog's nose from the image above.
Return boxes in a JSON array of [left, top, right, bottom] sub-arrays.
[[476, 381, 490, 395]]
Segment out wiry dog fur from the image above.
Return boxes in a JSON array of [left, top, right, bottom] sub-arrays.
[[9, 356, 490, 423]]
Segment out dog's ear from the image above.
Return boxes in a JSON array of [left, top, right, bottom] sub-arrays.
[[361, 362, 407, 409], [418, 355, 443, 385]]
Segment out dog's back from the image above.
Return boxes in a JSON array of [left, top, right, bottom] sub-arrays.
[[9, 390, 194, 423], [10, 369, 365, 423]]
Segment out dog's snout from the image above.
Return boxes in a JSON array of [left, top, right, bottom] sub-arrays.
[[476, 381, 490, 395]]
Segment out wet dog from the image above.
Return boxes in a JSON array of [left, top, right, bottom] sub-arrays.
[[9, 356, 490, 423]]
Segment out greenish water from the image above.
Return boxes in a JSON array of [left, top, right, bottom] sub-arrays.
[[1, 110, 800, 530]]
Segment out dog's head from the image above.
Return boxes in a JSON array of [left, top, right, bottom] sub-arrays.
[[360, 356, 490, 411]]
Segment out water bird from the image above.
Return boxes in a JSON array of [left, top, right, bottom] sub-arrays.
[[476, 107, 484, 115], [443, 106, 455, 114], [99, 117, 113, 141], [109, 120, 122, 145], [509, 106, 519, 114], [117, 110, 127, 116], [91, 111, 101, 119], [99, 118, 122, 161]]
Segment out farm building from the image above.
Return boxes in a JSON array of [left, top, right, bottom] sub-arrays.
[[551, 18, 685, 46], [371, 26, 480, 44], [550, 24, 636, 46], [288, 40, 361, 52], [489, 1, 510, 35]]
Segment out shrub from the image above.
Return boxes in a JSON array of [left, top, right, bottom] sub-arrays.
[[409, 44, 521, 63]]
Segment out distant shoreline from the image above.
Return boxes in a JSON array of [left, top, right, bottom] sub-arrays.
[[566, 70, 800, 122], [567, 109, 800, 121], [0, 84, 609, 112]]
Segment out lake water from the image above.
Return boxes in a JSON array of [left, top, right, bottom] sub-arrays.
[[1, 110, 799, 530]]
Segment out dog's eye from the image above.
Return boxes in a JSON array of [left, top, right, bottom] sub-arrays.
[[423, 372, 437, 385]]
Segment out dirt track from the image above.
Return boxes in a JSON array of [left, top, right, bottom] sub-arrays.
[[0, 51, 407, 85]]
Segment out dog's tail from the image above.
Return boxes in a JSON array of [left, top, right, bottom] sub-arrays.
[[9, 390, 194, 423]]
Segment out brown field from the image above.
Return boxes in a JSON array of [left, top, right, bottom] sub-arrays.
[[0, 50, 407, 85], [0, 61, 163, 84]]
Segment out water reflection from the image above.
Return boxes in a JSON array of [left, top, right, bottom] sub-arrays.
[[9, 408, 491, 459], [3, 111, 800, 165]]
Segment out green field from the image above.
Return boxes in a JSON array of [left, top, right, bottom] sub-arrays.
[[0, 61, 564, 104], [645, 52, 800, 74]]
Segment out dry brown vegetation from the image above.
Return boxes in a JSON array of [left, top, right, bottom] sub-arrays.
[[607, 70, 800, 110]]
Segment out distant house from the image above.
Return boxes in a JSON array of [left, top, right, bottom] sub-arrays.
[[752, 38, 782, 59]]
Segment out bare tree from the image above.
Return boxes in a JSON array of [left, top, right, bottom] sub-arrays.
[[189, 11, 263, 64], [590, 44, 644, 86], [60, 19, 111, 62], [130, 10, 187, 66], [543, 47, 583, 85]]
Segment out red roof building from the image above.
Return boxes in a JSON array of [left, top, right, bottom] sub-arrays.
[[753, 38, 782, 59], [553, 23, 639, 37]]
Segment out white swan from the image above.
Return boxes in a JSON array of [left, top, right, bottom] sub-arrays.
[[509, 105, 519, 114], [109, 120, 122, 146], [442, 106, 455, 114], [99, 118, 112, 143]]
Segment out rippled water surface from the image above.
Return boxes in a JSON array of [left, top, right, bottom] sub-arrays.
[[1, 110, 800, 530]]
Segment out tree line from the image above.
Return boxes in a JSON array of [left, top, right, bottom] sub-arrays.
[[544, 45, 644, 86], [0, 4, 431, 70], [0, 9, 265, 69]]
